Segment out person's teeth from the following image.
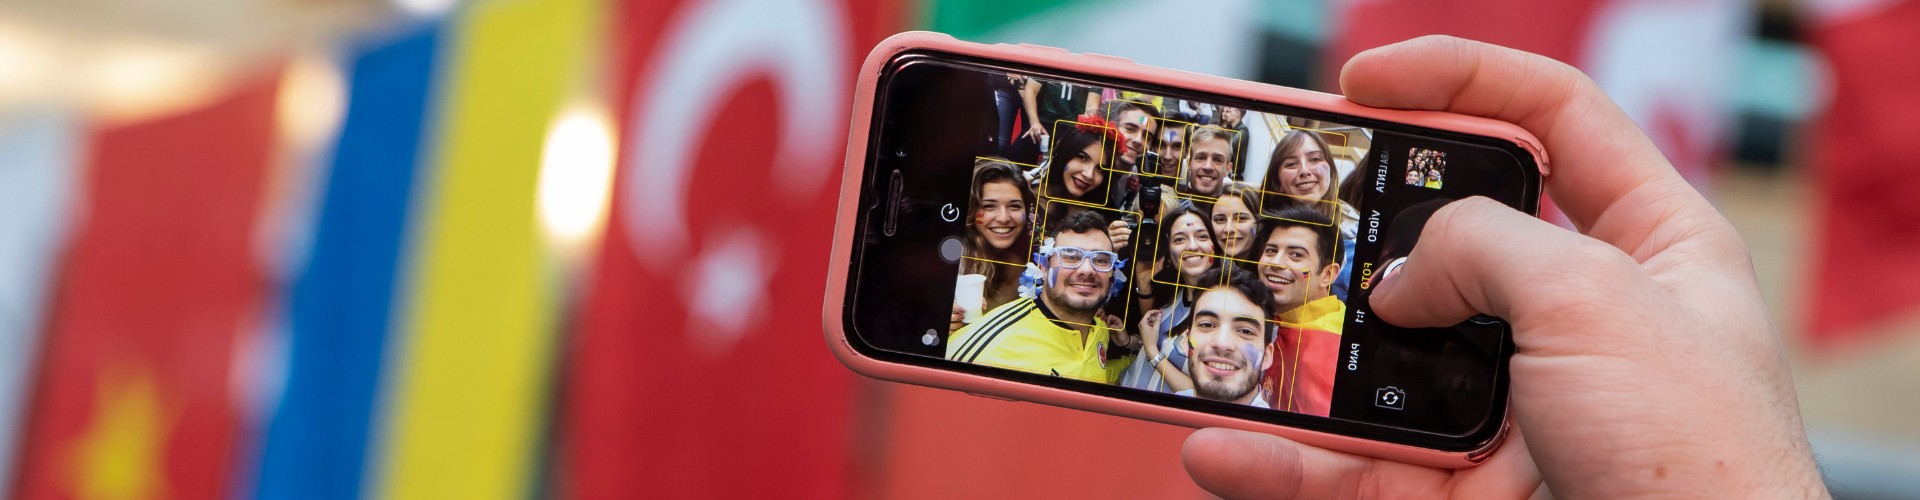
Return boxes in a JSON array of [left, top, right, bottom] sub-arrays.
[[1207, 361, 1236, 370]]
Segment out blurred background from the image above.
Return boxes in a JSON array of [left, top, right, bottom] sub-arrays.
[[0, 0, 1915, 498]]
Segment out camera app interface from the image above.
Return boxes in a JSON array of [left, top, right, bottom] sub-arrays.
[[868, 60, 1531, 435]]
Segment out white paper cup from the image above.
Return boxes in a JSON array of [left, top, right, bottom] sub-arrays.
[[954, 274, 987, 323]]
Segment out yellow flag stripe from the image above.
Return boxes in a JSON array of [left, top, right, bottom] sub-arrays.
[[377, 0, 599, 498]]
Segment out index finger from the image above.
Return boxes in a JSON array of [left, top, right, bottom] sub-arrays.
[[1181, 427, 1542, 499], [1338, 36, 1715, 249]]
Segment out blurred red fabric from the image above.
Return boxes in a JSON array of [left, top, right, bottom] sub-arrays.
[[561, 0, 897, 498], [1807, 0, 1920, 347], [12, 75, 279, 500]]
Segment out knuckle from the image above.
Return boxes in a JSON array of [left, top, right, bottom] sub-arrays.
[[1529, 239, 1640, 308], [1344, 459, 1387, 500], [1423, 196, 1504, 243]]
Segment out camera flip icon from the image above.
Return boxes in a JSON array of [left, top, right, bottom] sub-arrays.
[[1375, 386, 1407, 410]]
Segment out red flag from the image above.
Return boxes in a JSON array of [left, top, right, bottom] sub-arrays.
[[1325, 0, 1605, 71], [1806, 0, 1920, 346], [561, 0, 899, 497], [1264, 326, 1342, 416], [13, 75, 278, 500], [1324, 0, 1746, 225]]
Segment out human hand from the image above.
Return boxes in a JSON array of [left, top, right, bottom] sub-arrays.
[[1138, 308, 1165, 354], [1106, 313, 1136, 349], [1133, 258, 1158, 295], [949, 304, 965, 334], [1182, 35, 1825, 499], [1107, 219, 1133, 251]]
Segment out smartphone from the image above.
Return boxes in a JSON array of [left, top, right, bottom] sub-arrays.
[[823, 32, 1546, 468]]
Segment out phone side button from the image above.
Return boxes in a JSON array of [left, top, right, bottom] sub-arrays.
[[1016, 43, 1070, 54], [1082, 52, 1134, 64], [965, 392, 1020, 402]]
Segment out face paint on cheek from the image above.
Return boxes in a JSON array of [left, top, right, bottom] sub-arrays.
[[1245, 342, 1263, 374]]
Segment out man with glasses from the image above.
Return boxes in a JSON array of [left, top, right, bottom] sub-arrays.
[[947, 211, 1131, 383]]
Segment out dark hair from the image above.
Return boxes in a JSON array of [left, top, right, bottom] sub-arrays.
[[1214, 105, 1244, 126], [1260, 129, 1342, 220], [1042, 125, 1115, 206], [1102, 99, 1162, 125], [1338, 145, 1370, 210], [962, 159, 1036, 284], [1103, 100, 1161, 174], [1156, 200, 1214, 268], [1187, 263, 1277, 343], [1209, 183, 1262, 261], [1147, 200, 1217, 311], [1153, 113, 1192, 152], [1252, 204, 1338, 269], [1048, 209, 1109, 240]]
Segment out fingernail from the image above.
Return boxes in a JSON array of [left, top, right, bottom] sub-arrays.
[[1370, 258, 1407, 295]]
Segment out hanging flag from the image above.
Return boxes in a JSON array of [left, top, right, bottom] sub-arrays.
[[1323, 0, 1748, 223], [562, 0, 897, 497], [250, 24, 445, 500], [371, 0, 597, 498], [0, 108, 81, 499], [1805, 0, 1920, 346], [12, 75, 280, 500]]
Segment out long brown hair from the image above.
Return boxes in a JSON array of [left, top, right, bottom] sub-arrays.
[[1260, 129, 1342, 221], [1210, 183, 1262, 262], [1042, 120, 1118, 207], [1148, 200, 1216, 311], [962, 158, 1036, 288]]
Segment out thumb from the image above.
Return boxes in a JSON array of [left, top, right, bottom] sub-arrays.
[[1366, 197, 1656, 334]]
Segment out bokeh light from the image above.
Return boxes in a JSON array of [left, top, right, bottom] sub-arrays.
[[275, 51, 348, 154], [537, 103, 617, 256]]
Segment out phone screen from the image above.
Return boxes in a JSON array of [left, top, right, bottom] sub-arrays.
[[844, 52, 1540, 449]]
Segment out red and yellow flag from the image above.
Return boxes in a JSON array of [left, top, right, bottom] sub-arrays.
[[13, 74, 280, 500]]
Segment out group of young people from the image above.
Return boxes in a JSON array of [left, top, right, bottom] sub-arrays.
[[948, 73, 1366, 416], [1406, 147, 1446, 189]]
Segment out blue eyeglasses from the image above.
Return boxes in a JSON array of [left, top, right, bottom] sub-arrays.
[[1051, 246, 1121, 272]]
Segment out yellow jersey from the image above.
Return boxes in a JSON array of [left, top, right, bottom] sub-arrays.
[[946, 298, 1125, 384]]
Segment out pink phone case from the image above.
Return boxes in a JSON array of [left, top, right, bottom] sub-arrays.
[[822, 31, 1549, 469]]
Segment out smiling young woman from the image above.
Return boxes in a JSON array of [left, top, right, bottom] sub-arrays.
[[955, 158, 1036, 329]]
